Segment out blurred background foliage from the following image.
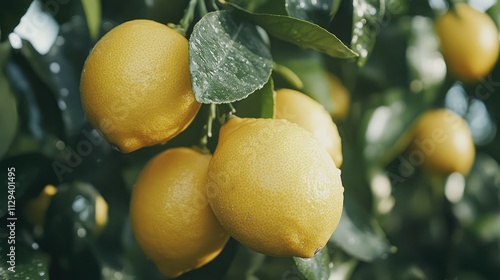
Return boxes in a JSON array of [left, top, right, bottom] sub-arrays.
[[0, 0, 499, 279]]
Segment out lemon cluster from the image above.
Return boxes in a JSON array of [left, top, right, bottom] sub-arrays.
[[80, 20, 345, 278]]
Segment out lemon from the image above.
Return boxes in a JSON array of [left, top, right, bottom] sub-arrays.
[[130, 147, 229, 278], [410, 109, 475, 175], [207, 117, 344, 258], [25, 184, 58, 227], [275, 88, 343, 167], [327, 73, 350, 121], [80, 20, 201, 153], [435, 3, 499, 82]]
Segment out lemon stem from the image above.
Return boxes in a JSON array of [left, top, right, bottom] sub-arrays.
[[170, 0, 198, 36], [196, 104, 216, 153], [444, 0, 456, 12], [209, 0, 220, 11], [216, 103, 236, 125], [198, 0, 208, 16]]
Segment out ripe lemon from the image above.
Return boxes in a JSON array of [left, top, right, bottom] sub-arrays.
[[410, 109, 475, 175], [275, 88, 343, 168], [80, 20, 201, 153], [327, 73, 350, 121], [25, 184, 58, 227], [435, 3, 499, 82], [130, 147, 229, 278], [207, 117, 344, 258]]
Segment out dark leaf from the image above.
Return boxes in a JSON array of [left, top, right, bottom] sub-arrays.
[[360, 88, 431, 167], [226, 0, 282, 13], [18, 15, 91, 138], [5, 52, 65, 151], [189, 11, 272, 103], [224, 246, 266, 279], [0, 43, 18, 158], [286, 0, 333, 27], [330, 195, 393, 262], [0, 243, 50, 279], [0, 0, 31, 41], [225, 1, 358, 58], [43, 181, 107, 255], [0, 153, 57, 217], [352, 0, 386, 66], [272, 41, 333, 112], [294, 247, 331, 280], [234, 78, 275, 118]]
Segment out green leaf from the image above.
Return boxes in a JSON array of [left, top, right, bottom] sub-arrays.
[[226, 0, 281, 13], [286, 0, 333, 27], [360, 88, 431, 167], [189, 11, 273, 104], [470, 213, 500, 242], [352, 0, 386, 66], [272, 62, 304, 89], [0, 43, 18, 158], [224, 246, 266, 280], [272, 42, 333, 112], [0, 244, 50, 279], [0, 154, 56, 217], [293, 247, 331, 280], [406, 16, 446, 93], [487, 1, 500, 29], [330, 196, 394, 262], [44, 181, 107, 255], [0, 0, 31, 41], [330, 0, 342, 19], [81, 0, 102, 40], [234, 78, 275, 118], [225, 1, 358, 58]]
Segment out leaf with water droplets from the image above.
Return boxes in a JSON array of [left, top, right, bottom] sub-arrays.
[[189, 11, 273, 104], [286, 0, 333, 27], [0, 244, 50, 280], [330, 195, 394, 261], [352, 0, 386, 67], [224, 1, 358, 59], [293, 247, 331, 280]]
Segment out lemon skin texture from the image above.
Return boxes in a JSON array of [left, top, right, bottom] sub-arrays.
[[275, 88, 343, 168], [207, 117, 344, 258], [130, 147, 229, 278], [80, 20, 201, 153]]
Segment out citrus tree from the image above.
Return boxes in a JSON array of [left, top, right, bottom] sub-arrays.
[[0, 0, 499, 279]]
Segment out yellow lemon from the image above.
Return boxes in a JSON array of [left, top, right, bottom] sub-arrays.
[[25, 184, 58, 227], [275, 88, 343, 167], [327, 73, 350, 121], [207, 117, 344, 258], [435, 3, 499, 82], [410, 109, 475, 175], [80, 20, 201, 153], [130, 147, 229, 278]]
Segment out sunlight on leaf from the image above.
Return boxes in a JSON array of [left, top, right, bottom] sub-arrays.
[[352, 0, 385, 66]]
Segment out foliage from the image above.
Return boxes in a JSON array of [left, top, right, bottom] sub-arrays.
[[1, 0, 499, 279]]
